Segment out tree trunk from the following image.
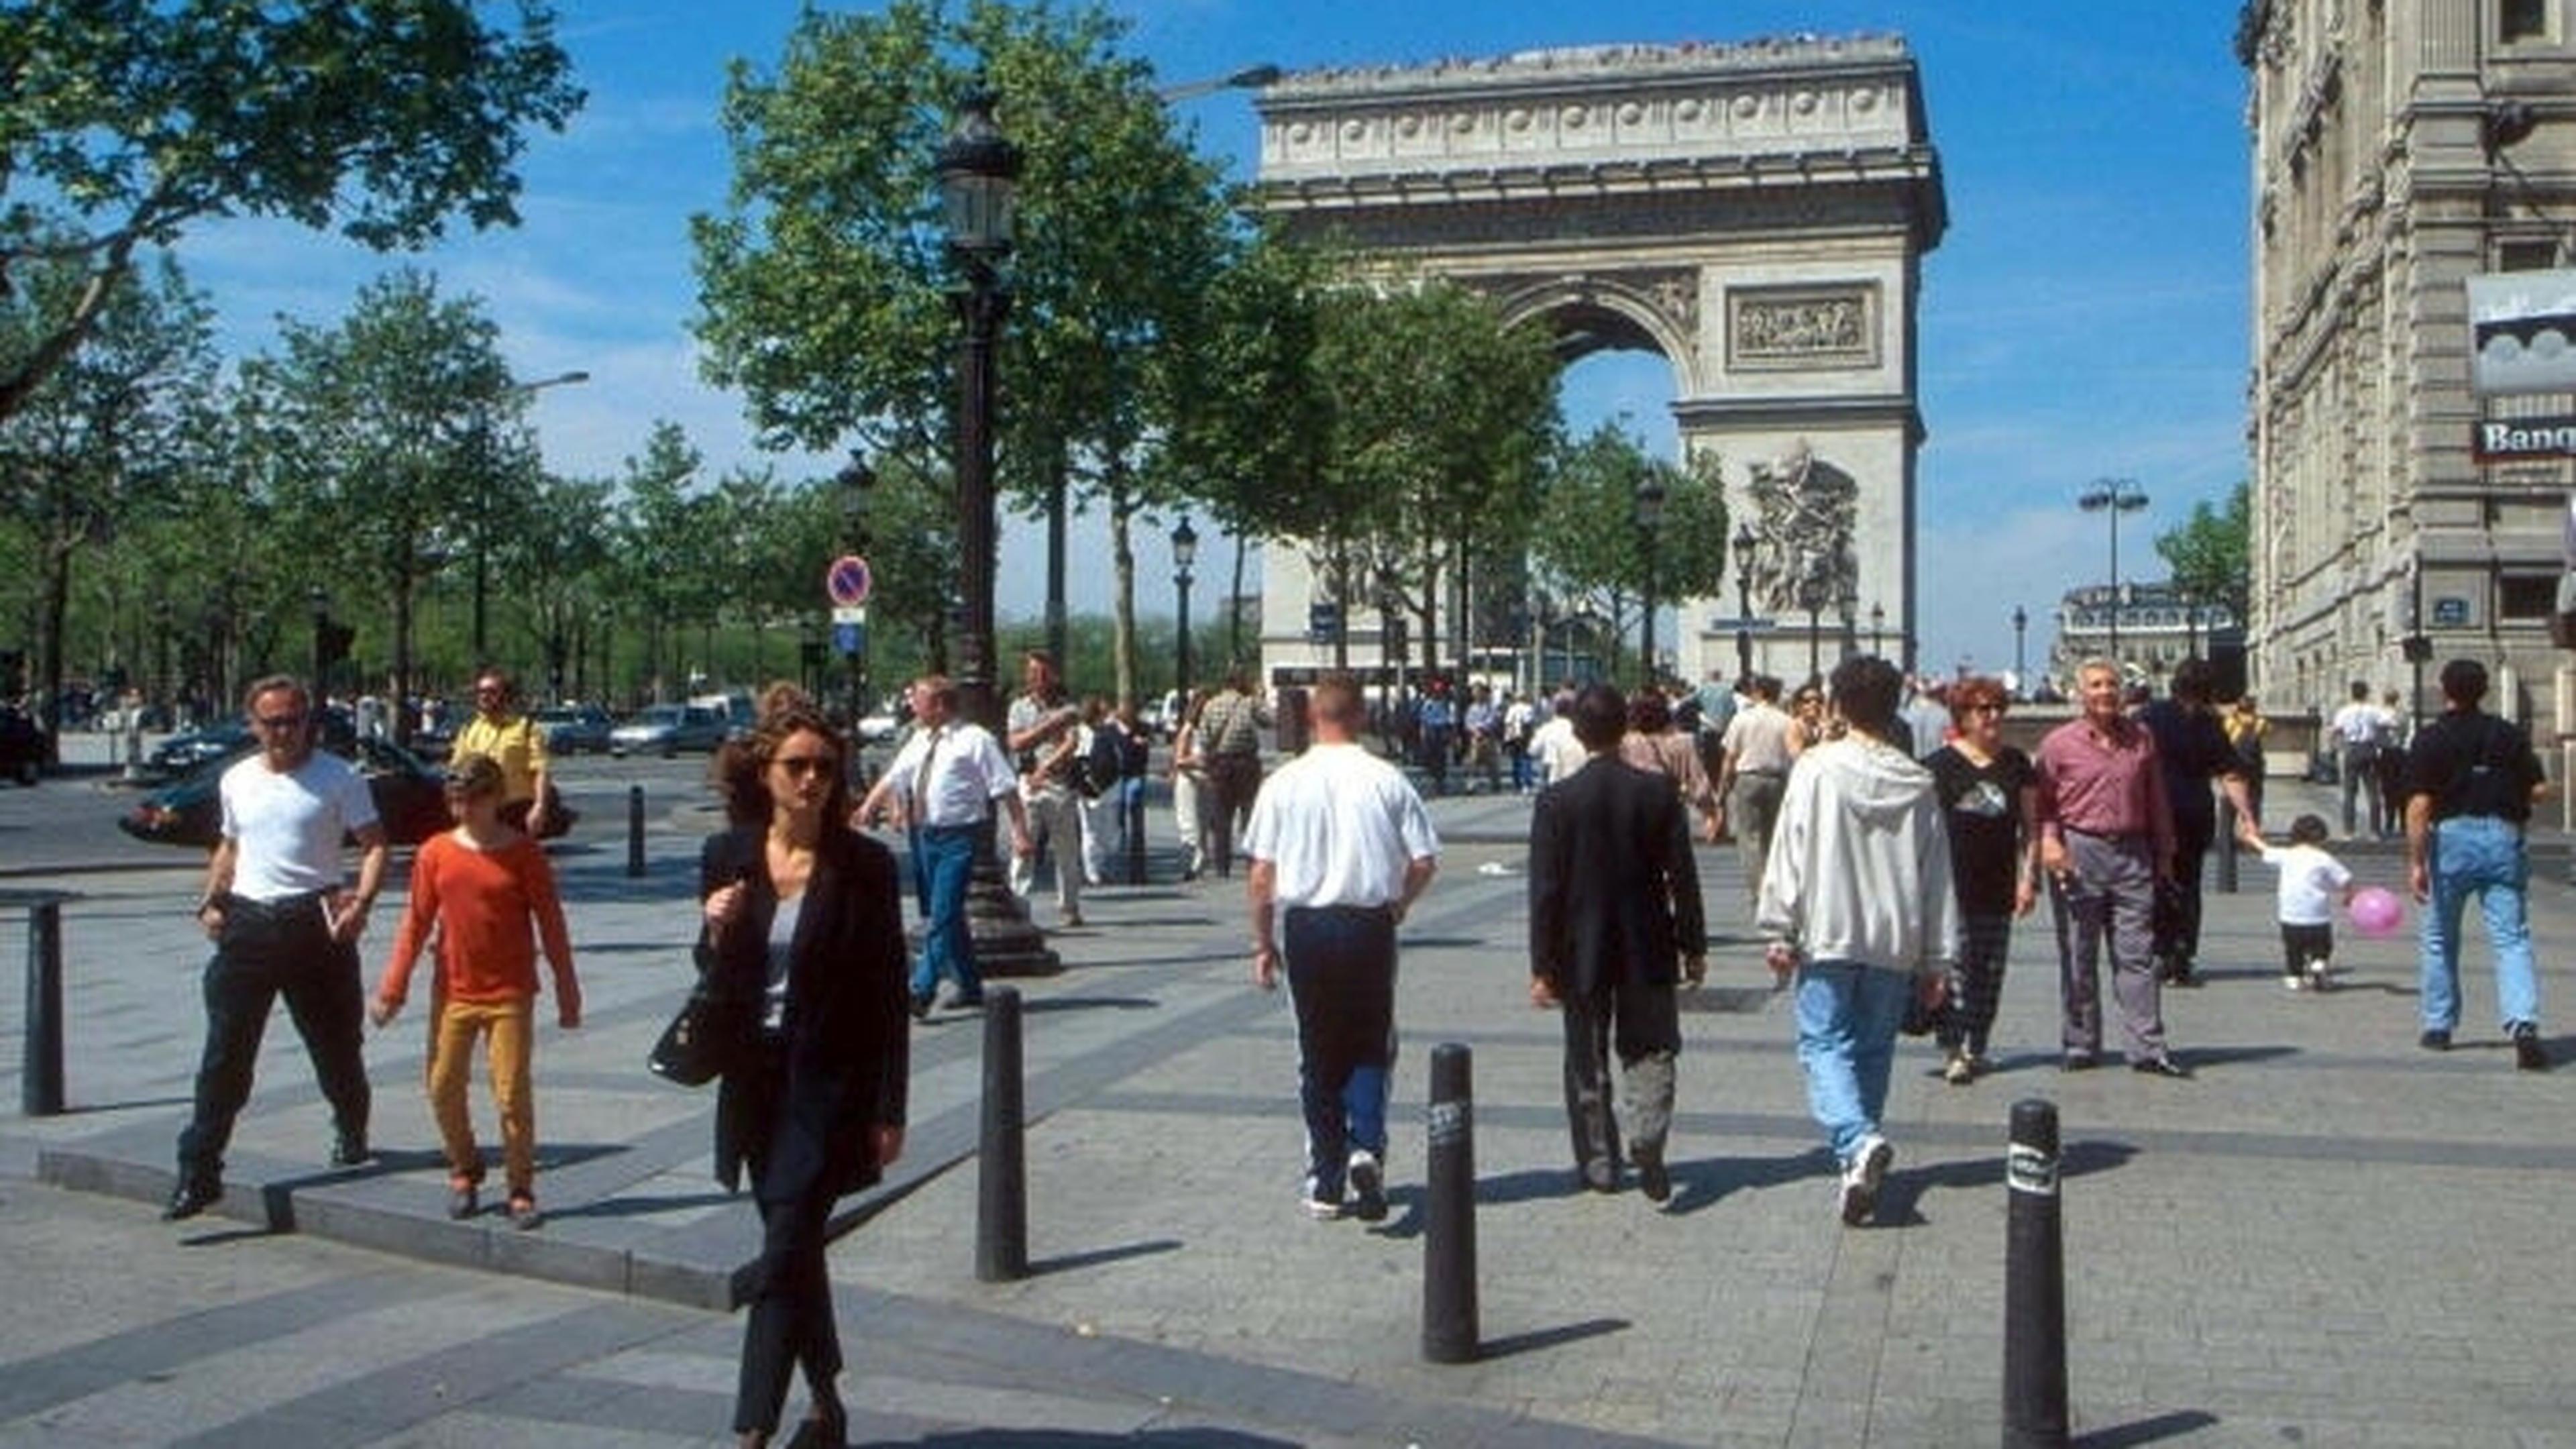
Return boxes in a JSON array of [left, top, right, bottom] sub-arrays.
[[1108, 482, 1137, 709], [36, 532, 74, 764], [1228, 531, 1247, 674]]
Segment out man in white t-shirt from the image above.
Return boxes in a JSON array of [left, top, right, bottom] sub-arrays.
[[2329, 680, 2393, 839], [166, 674, 389, 1220], [1244, 674, 1440, 1222]]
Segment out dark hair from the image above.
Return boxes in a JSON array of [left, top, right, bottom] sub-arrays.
[[2439, 658, 2488, 705], [712, 683, 851, 827], [2169, 657, 2214, 704], [1572, 683, 1627, 752], [1949, 675, 2009, 715], [1829, 655, 1903, 733], [1626, 688, 1670, 734], [2288, 813, 2328, 845]]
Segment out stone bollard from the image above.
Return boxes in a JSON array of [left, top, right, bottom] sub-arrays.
[[2003, 1097, 2069, 1448], [1421, 1042, 1479, 1363], [975, 986, 1028, 1283]]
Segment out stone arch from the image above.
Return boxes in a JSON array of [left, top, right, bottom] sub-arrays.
[[1251, 36, 1945, 684]]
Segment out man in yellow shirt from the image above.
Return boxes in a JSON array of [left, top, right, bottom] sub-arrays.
[[449, 669, 553, 837]]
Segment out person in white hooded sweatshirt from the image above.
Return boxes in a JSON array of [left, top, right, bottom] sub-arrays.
[[1757, 655, 1960, 1226]]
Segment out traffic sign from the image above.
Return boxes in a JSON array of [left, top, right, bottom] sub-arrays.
[[831, 605, 867, 625], [825, 554, 872, 606], [833, 622, 864, 657], [1709, 616, 1779, 633]]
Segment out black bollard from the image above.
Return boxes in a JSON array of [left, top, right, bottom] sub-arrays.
[[22, 899, 64, 1116], [1124, 792, 1146, 885], [625, 785, 646, 879], [975, 985, 1028, 1283], [2003, 1098, 2069, 1448], [1421, 1041, 1479, 1363], [2217, 796, 2240, 894]]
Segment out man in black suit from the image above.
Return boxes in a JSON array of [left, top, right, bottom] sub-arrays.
[[1528, 682, 1709, 1201]]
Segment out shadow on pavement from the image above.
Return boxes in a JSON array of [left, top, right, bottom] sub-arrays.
[[2078, 1408, 2222, 1446], [1026, 1237, 1183, 1279], [1479, 1315, 1631, 1360]]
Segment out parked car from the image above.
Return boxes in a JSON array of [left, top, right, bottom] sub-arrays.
[[0, 705, 44, 786], [609, 703, 729, 757], [117, 737, 577, 849], [146, 720, 253, 776], [533, 704, 614, 755]]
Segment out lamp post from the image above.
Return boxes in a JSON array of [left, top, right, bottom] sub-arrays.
[[1633, 474, 1667, 688], [938, 83, 1053, 973], [1731, 523, 1756, 680], [837, 453, 875, 722], [1870, 602, 1885, 656], [472, 369, 589, 665], [1171, 515, 1199, 699], [2012, 604, 2029, 690], [2077, 478, 2149, 665], [308, 586, 329, 694]]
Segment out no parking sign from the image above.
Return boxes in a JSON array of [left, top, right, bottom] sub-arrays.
[[825, 555, 871, 607]]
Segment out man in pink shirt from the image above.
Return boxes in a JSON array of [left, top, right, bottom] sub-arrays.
[[2034, 659, 2188, 1077]]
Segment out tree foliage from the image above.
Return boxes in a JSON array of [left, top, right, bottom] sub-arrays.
[[2155, 480, 2251, 623], [0, 0, 582, 419], [1531, 423, 1729, 678]]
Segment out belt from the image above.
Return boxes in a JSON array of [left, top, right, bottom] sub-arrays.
[[222, 890, 328, 917], [1284, 902, 1395, 920], [2061, 824, 2148, 843]]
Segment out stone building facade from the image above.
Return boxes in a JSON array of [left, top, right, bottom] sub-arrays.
[[2243, 0, 2576, 737]]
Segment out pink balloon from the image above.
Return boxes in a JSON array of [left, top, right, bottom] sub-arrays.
[[2349, 886, 2404, 937]]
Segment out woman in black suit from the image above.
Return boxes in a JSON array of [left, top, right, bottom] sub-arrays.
[[698, 687, 908, 1448]]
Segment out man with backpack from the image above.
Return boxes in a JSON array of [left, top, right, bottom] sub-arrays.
[[2403, 659, 2548, 1069]]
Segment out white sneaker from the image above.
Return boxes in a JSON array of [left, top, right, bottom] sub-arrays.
[[2282, 974, 2306, 991], [1838, 1134, 1892, 1226], [1942, 1049, 1974, 1085], [2306, 961, 2332, 992], [1347, 1149, 1387, 1222]]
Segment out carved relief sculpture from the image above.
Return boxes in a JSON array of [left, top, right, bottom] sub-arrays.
[[1741, 439, 1856, 616]]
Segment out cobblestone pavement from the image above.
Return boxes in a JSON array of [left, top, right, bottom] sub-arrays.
[[3, 760, 2573, 1446]]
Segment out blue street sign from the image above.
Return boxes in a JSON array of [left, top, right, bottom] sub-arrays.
[[833, 622, 863, 656]]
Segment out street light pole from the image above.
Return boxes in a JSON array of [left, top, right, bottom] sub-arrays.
[[1870, 602, 1885, 657], [309, 586, 328, 694], [2077, 478, 2149, 667], [939, 83, 1053, 975], [1634, 474, 1667, 688], [1171, 516, 1198, 700], [2012, 604, 2029, 690], [474, 368, 590, 665]]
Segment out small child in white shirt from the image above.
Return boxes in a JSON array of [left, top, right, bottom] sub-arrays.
[[2236, 812, 2355, 991]]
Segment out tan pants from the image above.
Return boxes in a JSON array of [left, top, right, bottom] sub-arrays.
[[428, 996, 537, 1196]]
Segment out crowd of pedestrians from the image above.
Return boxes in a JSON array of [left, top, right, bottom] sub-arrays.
[[142, 650, 2557, 1441]]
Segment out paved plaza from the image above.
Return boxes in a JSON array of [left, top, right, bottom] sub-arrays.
[[3, 751, 2574, 1447]]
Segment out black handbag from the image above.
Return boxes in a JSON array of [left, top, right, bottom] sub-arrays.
[[647, 989, 739, 1087]]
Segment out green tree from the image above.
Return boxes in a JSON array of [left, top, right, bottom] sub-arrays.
[[249, 268, 515, 730], [692, 0, 1238, 705], [609, 421, 710, 701], [2155, 480, 2251, 626], [1531, 423, 1731, 680], [0, 247, 217, 747], [0, 0, 582, 421]]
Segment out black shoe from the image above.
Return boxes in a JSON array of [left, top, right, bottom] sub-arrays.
[[2131, 1055, 2193, 1079], [2166, 968, 2202, 989], [163, 1179, 222, 1222], [2061, 1051, 2098, 1073], [329, 1130, 370, 1168], [1633, 1147, 1672, 1204], [2512, 1022, 2550, 1071], [908, 991, 934, 1022], [2419, 1028, 2452, 1052]]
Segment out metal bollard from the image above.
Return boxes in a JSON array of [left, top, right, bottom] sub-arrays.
[[2216, 796, 2240, 894], [2003, 1098, 2069, 1448], [625, 785, 646, 879], [23, 899, 64, 1116], [1421, 1042, 1479, 1363], [975, 985, 1028, 1283]]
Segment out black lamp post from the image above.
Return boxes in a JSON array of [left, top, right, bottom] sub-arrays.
[[1870, 602, 1885, 656], [1171, 515, 1199, 699], [308, 586, 328, 694], [2078, 477, 2149, 665], [938, 83, 1053, 972], [2012, 604, 2029, 690], [1731, 523, 1756, 680], [837, 453, 875, 722], [1633, 474, 1667, 687]]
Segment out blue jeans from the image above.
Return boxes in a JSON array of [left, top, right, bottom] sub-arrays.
[[2420, 816, 2538, 1032], [1281, 905, 1399, 1201], [908, 824, 981, 1002], [1793, 960, 1913, 1165]]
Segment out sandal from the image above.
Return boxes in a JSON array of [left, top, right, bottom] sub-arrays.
[[446, 1177, 479, 1220]]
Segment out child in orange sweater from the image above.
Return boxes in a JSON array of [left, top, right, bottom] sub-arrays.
[[372, 753, 580, 1228]]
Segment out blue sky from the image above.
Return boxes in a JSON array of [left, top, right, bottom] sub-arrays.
[[181, 1, 2255, 685]]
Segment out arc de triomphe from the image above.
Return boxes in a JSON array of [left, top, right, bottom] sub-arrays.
[[1250, 36, 1946, 688]]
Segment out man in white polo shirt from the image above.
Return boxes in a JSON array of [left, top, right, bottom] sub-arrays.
[[857, 674, 1033, 1018], [167, 674, 388, 1221], [1244, 674, 1440, 1223]]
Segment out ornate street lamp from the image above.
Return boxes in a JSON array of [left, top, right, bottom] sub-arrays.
[[2012, 604, 2029, 691], [937, 84, 1052, 973], [1171, 515, 1199, 699], [1731, 523, 1757, 680], [1870, 602, 1885, 657], [1634, 474, 1667, 687], [2078, 477, 2149, 665], [837, 453, 875, 720]]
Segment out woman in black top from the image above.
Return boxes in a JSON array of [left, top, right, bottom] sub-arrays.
[[1923, 676, 2041, 1083], [698, 686, 909, 1448]]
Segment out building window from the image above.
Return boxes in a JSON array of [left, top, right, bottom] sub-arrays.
[[2499, 573, 2557, 620], [2499, 239, 2560, 272], [2502, 0, 2551, 42]]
